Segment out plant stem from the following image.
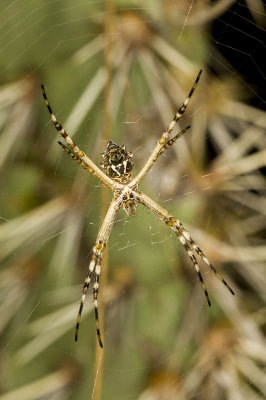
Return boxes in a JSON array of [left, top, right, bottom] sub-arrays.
[[93, 1, 113, 399]]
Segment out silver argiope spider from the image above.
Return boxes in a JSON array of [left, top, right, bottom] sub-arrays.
[[41, 70, 234, 348]]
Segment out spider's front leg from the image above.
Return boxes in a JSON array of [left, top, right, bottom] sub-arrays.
[[41, 84, 114, 189], [129, 70, 202, 189], [138, 191, 234, 304], [75, 196, 122, 347]]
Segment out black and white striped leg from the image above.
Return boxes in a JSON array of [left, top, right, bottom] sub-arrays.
[[175, 229, 211, 306], [41, 84, 114, 188], [157, 70, 202, 146], [75, 259, 95, 342], [179, 227, 235, 296], [129, 70, 202, 187], [75, 240, 106, 345], [163, 216, 211, 305], [93, 262, 103, 348], [172, 69, 202, 124], [41, 84, 81, 154], [58, 141, 98, 177], [154, 125, 191, 162], [138, 192, 234, 304]]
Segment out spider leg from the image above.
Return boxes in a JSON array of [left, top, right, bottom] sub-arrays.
[[129, 70, 202, 188], [154, 125, 190, 162], [137, 190, 234, 303], [75, 259, 95, 341], [93, 260, 103, 347], [179, 226, 235, 295], [75, 240, 105, 347], [75, 197, 122, 347], [41, 84, 114, 188], [174, 228, 211, 306], [58, 141, 99, 177]]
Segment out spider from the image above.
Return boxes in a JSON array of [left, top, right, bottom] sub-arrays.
[[41, 70, 234, 348]]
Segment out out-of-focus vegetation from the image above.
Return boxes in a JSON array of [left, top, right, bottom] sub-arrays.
[[0, 1, 266, 399]]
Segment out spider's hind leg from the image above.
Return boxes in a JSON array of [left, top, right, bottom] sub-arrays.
[[93, 261, 103, 348], [75, 240, 106, 347], [170, 219, 211, 306], [180, 227, 235, 296], [75, 197, 120, 347], [138, 191, 234, 304], [75, 262, 94, 342]]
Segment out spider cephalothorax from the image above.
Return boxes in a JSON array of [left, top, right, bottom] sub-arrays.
[[101, 141, 133, 183], [120, 189, 138, 216], [42, 69, 234, 349]]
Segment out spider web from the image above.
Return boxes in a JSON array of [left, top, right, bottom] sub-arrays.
[[0, 1, 265, 400]]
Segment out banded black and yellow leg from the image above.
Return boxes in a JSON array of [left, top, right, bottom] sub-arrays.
[[161, 69, 202, 141], [165, 215, 211, 306], [93, 262, 103, 348], [154, 125, 191, 162], [74, 197, 120, 347], [129, 70, 202, 188], [179, 227, 235, 296], [41, 84, 113, 187], [160, 69, 202, 141], [75, 241, 106, 344], [41, 84, 79, 151], [138, 191, 234, 304], [58, 141, 98, 177], [173, 69, 202, 122], [75, 256, 95, 342], [175, 229, 211, 306]]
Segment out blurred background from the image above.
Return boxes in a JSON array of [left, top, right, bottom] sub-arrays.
[[0, 1, 266, 399]]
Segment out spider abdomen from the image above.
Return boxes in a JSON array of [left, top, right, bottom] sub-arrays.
[[101, 141, 134, 183]]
